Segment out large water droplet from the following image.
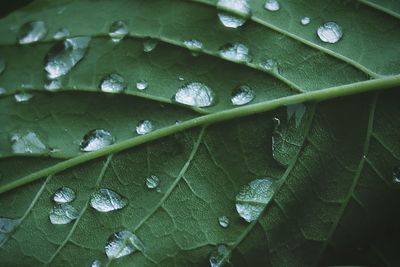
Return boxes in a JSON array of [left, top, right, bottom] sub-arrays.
[[301, 16, 311, 26], [219, 42, 250, 63], [217, 13, 247, 29], [80, 129, 114, 152], [91, 260, 102, 267], [44, 36, 91, 79], [44, 79, 62, 91], [264, 0, 280, 11], [231, 85, 254, 106], [109, 21, 128, 43], [53, 28, 70, 40], [18, 21, 47, 44], [393, 167, 400, 184], [0, 218, 20, 246], [145, 175, 160, 189], [49, 203, 79, 225], [183, 39, 203, 54], [90, 188, 127, 212], [136, 120, 154, 135], [105, 230, 145, 259], [11, 131, 47, 154], [209, 244, 229, 267], [100, 73, 126, 93], [53, 186, 76, 203], [174, 82, 215, 107], [14, 93, 33, 103], [136, 80, 148, 90], [218, 216, 229, 228], [317, 22, 343, 44], [235, 178, 274, 222], [217, 0, 250, 28], [143, 38, 159, 52]]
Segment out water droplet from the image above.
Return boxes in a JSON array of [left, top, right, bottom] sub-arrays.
[[317, 22, 343, 44], [301, 16, 311, 26], [183, 39, 203, 54], [218, 216, 229, 228], [91, 260, 101, 267], [11, 131, 47, 154], [178, 77, 185, 81], [44, 36, 91, 79], [53, 186, 76, 203], [0, 218, 20, 246], [100, 73, 126, 93], [0, 57, 5, 75], [231, 85, 254, 106], [80, 129, 114, 152], [136, 120, 154, 135], [264, 0, 280, 11], [219, 42, 250, 63], [259, 58, 279, 73], [14, 93, 33, 103], [44, 79, 62, 91], [109, 21, 128, 43], [217, 0, 250, 28], [143, 38, 158, 52], [209, 244, 229, 267], [145, 175, 160, 189], [105, 230, 145, 259], [53, 28, 70, 40], [18, 21, 47, 44], [0, 88, 6, 95], [235, 178, 274, 222], [393, 167, 400, 184], [136, 80, 148, 90], [174, 82, 215, 107], [49, 203, 79, 225], [217, 13, 247, 29], [90, 188, 127, 212]]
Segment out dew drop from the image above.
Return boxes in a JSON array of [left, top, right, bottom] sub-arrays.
[[14, 93, 33, 103], [317, 22, 343, 44], [136, 120, 154, 135], [44, 36, 91, 79], [53, 186, 76, 203], [90, 188, 127, 212], [105, 230, 145, 259], [231, 85, 254, 106], [178, 77, 185, 81], [209, 244, 229, 267], [80, 129, 114, 152], [100, 73, 126, 93], [219, 42, 250, 63], [18, 21, 47, 44], [259, 58, 279, 73], [393, 167, 400, 184], [143, 38, 159, 52], [183, 39, 203, 55], [44, 79, 62, 91], [301, 16, 311, 26], [109, 20, 128, 43], [217, 13, 247, 29], [218, 216, 229, 228], [91, 260, 102, 267], [235, 178, 274, 222], [136, 80, 148, 90], [0, 218, 20, 246], [11, 131, 47, 154], [49, 203, 79, 225], [53, 28, 70, 40], [264, 0, 280, 11], [174, 82, 215, 107], [217, 0, 250, 28], [145, 175, 160, 189]]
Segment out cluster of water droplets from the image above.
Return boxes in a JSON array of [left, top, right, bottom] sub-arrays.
[[49, 186, 79, 225]]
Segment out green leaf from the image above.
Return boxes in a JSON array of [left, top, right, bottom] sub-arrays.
[[0, 0, 400, 266]]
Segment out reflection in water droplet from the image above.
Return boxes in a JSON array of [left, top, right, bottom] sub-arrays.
[[393, 167, 400, 184], [143, 38, 159, 52], [183, 39, 203, 55], [136, 80, 148, 90], [209, 244, 229, 267], [18, 21, 47, 44], [218, 216, 229, 228], [317, 22, 343, 44], [219, 43, 250, 63], [136, 120, 154, 135], [105, 230, 145, 259], [109, 21, 128, 43], [44, 36, 91, 79], [174, 82, 215, 107], [11, 131, 47, 154], [264, 0, 280, 11], [231, 85, 254, 106], [14, 93, 33, 103], [301, 16, 311, 26], [0, 218, 20, 246], [100, 73, 126, 93], [44, 79, 62, 91], [53, 186, 76, 203], [235, 178, 274, 222], [49, 203, 79, 225], [91, 260, 102, 267], [80, 129, 114, 152], [90, 188, 127, 212], [145, 175, 160, 189], [217, 13, 247, 29], [53, 28, 70, 40]]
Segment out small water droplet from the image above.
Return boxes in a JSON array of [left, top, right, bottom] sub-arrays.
[[178, 77, 185, 81], [174, 82, 215, 107], [145, 175, 160, 189], [53, 28, 70, 40], [235, 178, 274, 222], [136, 120, 154, 135], [218, 216, 229, 228], [100, 73, 126, 93], [143, 38, 159, 52], [91, 260, 101, 267], [105, 230, 145, 259], [44, 79, 62, 91], [44, 36, 91, 79], [393, 167, 400, 184], [219, 42, 250, 63], [183, 39, 203, 55], [53, 186, 76, 203], [109, 21, 128, 43], [11, 131, 47, 154], [231, 85, 254, 106], [136, 80, 148, 90], [49, 203, 79, 225], [14, 93, 33, 103], [259, 58, 279, 73], [0, 57, 5, 75], [0, 218, 20, 246], [90, 188, 127, 212], [217, 13, 247, 29], [264, 0, 280, 11], [80, 129, 114, 152], [209, 244, 229, 267], [301, 16, 311, 26], [317, 22, 343, 44], [18, 21, 47, 44]]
